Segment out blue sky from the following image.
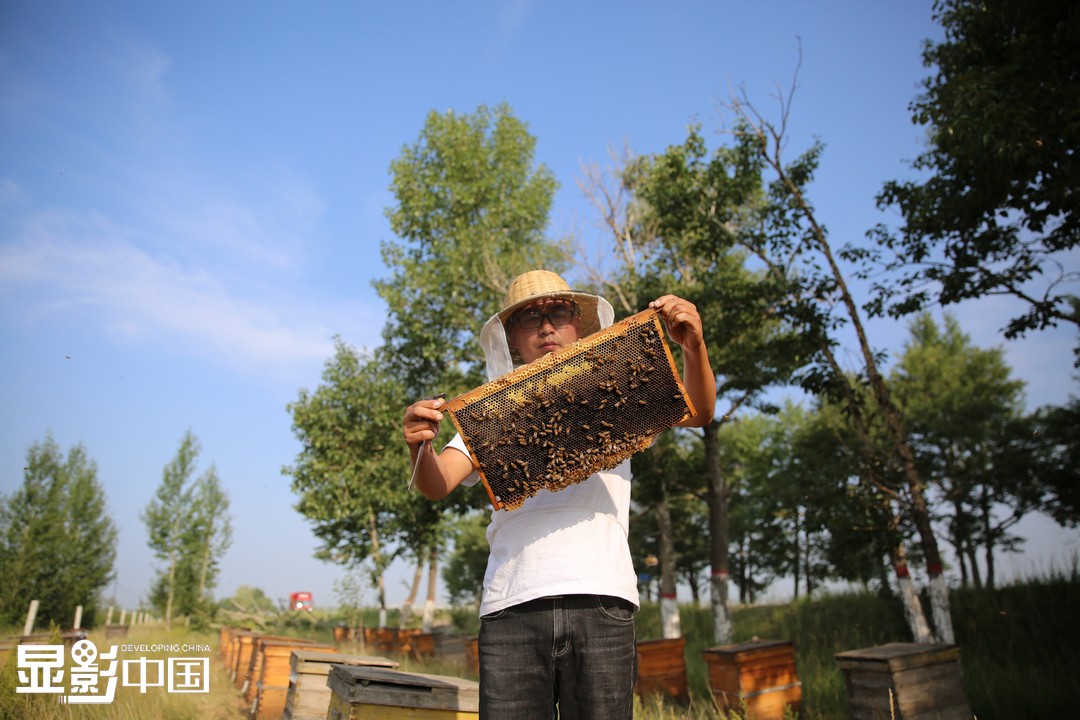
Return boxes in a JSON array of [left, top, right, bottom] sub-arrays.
[[2, 1, 1077, 613]]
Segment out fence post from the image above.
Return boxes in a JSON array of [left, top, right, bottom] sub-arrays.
[[23, 599, 39, 637], [73, 605, 83, 630]]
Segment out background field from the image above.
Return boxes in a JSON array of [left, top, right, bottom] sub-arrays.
[[3, 567, 1077, 719]]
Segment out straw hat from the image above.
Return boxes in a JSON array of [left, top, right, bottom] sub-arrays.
[[497, 269, 602, 338], [479, 269, 614, 379]]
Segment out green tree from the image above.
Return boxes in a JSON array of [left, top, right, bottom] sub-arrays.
[[604, 123, 822, 642], [717, 71, 959, 641], [869, 0, 1080, 357], [147, 466, 232, 625], [441, 512, 489, 607], [285, 341, 411, 624], [142, 432, 196, 628], [790, 399, 899, 595], [719, 414, 789, 604], [319, 103, 568, 621], [0, 434, 117, 628], [1029, 397, 1080, 527], [891, 313, 1032, 588], [189, 467, 232, 612], [142, 431, 230, 628], [378, 102, 567, 395]]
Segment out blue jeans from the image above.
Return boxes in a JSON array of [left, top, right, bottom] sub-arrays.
[[478, 594, 637, 719]]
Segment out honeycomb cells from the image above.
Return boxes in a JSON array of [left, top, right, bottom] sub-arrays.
[[446, 309, 694, 511]]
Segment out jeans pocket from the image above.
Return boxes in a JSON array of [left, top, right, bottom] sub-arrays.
[[595, 595, 635, 623], [480, 607, 510, 621]]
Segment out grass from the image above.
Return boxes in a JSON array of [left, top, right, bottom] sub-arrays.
[[0, 626, 245, 720], [2, 567, 1076, 719]]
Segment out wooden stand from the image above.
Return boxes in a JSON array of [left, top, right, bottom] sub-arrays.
[[635, 637, 688, 701], [835, 643, 972, 720], [327, 665, 479, 719], [283, 649, 399, 720], [702, 639, 802, 719]]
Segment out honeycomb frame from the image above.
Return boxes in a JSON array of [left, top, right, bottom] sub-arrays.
[[445, 308, 695, 511]]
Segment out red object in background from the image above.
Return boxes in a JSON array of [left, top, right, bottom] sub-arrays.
[[289, 591, 314, 611]]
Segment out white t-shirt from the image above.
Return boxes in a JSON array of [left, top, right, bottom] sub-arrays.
[[446, 432, 640, 617]]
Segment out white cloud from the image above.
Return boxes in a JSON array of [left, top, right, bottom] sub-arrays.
[[0, 207, 376, 376]]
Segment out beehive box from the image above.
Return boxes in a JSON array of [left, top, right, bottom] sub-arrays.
[[362, 627, 399, 655], [218, 626, 237, 665], [224, 629, 247, 676], [835, 643, 972, 720], [636, 637, 688, 701], [432, 633, 468, 665], [397, 630, 437, 661], [326, 665, 479, 720], [702, 639, 802, 719], [249, 639, 335, 719], [242, 635, 317, 698], [283, 649, 399, 720], [231, 631, 259, 686], [446, 308, 694, 511], [464, 637, 479, 677]]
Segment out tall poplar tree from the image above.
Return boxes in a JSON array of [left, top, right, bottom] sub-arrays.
[[143, 431, 231, 627], [0, 435, 117, 628]]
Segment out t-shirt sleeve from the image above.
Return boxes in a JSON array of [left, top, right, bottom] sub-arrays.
[[443, 433, 480, 487]]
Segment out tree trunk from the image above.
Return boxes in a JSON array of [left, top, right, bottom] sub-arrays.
[[737, 541, 749, 605], [657, 476, 681, 639], [893, 540, 933, 644], [687, 572, 700, 603], [423, 546, 438, 633], [793, 511, 802, 600], [956, 544, 969, 588], [965, 547, 983, 590], [704, 424, 734, 643], [368, 511, 388, 628], [400, 558, 423, 629], [769, 142, 955, 644], [815, 340, 936, 640], [165, 549, 176, 631]]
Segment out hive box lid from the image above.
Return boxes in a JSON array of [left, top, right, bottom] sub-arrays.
[[835, 642, 960, 671], [291, 649, 399, 675], [702, 639, 795, 660], [327, 665, 479, 712]]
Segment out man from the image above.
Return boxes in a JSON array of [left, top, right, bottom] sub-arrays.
[[403, 269, 715, 719]]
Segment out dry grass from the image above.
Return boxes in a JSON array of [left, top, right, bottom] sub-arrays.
[[1, 626, 244, 720], [4, 568, 1074, 719]]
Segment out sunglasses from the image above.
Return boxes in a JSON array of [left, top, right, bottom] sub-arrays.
[[509, 301, 580, 330]]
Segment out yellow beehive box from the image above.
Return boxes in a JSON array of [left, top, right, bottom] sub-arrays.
[[702, 639, 802, 719], [282, 649, 399, 720], [250, 639, 335, 719], [636, 637, 688, 701]]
